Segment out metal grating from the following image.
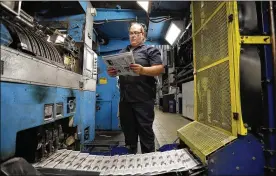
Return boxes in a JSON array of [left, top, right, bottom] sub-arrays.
[[194, 4, 228, 70], [193, 2, 232, 133], [196, 62, 232, 132], [177, 121, 236, 163], [193, 1, 222, 33]]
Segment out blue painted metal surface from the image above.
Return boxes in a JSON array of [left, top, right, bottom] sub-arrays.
[[96, 101, 112, 129], [147, 20, 171, 41], [94, 8, 178, 43], [0, 23, 12, 46], [96, 22, 132, 40], [96, 20, 171, 42], [261, 1, 276, 169], [158, 144, 179, 152], [208, 134, 265, 176], [0, 82, 96, 161], [94, 8, 146, 39], [95, 55, 120, 130], [79, 1, 88, 13], [94, 8, 145, 21]]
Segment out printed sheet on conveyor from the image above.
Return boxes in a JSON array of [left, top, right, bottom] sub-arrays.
[[102, 52, 139, 76], [34, 148, 200, 175]]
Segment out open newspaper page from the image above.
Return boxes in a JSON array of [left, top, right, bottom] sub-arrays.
[[102, 52, 139, 76]]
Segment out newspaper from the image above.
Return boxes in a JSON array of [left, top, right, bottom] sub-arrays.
[[102, 52, 139, 76], [35, 149, 199, 175]]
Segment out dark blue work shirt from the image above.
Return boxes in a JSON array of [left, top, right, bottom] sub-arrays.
[[119, 44, 163, 102]]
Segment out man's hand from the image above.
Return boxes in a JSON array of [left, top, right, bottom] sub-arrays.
[[130, 64, 144, 75], [107, 67, 117, 77]]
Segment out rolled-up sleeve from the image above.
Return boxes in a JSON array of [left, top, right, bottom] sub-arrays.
[[147, 47, 163, 66]]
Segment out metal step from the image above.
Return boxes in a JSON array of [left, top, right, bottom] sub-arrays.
[[177, 121, 236, 163]]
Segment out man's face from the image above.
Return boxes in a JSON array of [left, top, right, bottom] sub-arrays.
[[129, 24, 144, 47]]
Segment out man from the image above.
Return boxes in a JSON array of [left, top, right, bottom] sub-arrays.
[[107, 23, 164, 154]]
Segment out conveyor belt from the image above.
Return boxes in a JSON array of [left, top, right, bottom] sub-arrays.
[[33, 149, 200, 175]]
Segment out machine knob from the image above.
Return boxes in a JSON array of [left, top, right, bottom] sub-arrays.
[[68, 100, 75, 110]]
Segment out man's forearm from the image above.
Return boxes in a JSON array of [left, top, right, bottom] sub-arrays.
[[140, 65, 164, 76]]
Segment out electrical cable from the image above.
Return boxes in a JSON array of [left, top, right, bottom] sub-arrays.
[[150, 16, 170, 20], [93, 17, 173, 25], [146, 13, 173, 23], [149, 18, 173, 23], [93, 16, 172, 25], [93, 18, 137, 25], [180, 35, 192, 46]]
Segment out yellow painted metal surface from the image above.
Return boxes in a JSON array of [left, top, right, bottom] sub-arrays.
[[193, 1, 237, 134], [99, 77, 107, 84], [179, 0, 269, 163], [177, 121, 236, 164], [178, 1, 248, 163], [240, 36, 271, 44], [231, 1, 248, 135]]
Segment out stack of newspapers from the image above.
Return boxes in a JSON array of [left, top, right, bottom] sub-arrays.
[[34, 148, 199, 175]]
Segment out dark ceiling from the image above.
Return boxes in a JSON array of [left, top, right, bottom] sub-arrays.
[[21, 1, 84, 17]]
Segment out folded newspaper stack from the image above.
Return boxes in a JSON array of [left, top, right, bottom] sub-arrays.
[[34, 148, 199, 176], [102, 52, 139, 76]]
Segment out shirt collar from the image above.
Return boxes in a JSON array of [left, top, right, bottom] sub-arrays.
[[126, 43, 145, 51]]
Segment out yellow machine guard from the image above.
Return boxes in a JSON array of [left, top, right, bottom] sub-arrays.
[[177, 1, 253, 163]]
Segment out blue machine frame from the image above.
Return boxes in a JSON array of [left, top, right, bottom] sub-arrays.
[[95, 54, 120, 130], [0, 1, 98, 161], [206, 2, 276, 175], [208, 134, 265, 175], [260, 1, 276, 172], [0, 82, 96, 161]]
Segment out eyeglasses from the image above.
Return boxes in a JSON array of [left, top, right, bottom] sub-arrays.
[[129, 31, 142, 36]]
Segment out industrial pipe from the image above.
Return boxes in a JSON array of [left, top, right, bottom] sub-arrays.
[[269, 1, 276, 99], [176, 69, 193, 80], [176, 75, 194, 84], [175, 63, 193, 76], [268, 1, 276, 171]]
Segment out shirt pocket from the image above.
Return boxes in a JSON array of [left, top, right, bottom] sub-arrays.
[[134, 54, 150, 66]]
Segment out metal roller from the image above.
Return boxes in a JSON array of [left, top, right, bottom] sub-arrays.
[[15, 22, 40, 56], [238, 1, 259, 35], [21, 26, 42, 56], [240, 46, 263, 132], [1, 17, 64, 66], [3, 20, 33, 53], [238, 1, 263, 132]]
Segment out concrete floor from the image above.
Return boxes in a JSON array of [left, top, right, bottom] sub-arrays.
[[153, 107, 192, 147], [93, 107, 191, 154]]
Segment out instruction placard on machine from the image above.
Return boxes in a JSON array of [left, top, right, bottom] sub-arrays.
[[102, 52, 138, 76]]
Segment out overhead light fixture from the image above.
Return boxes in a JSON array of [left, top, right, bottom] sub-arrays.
[[165, 22, 183, 46], [137, 1, 149, 12]]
